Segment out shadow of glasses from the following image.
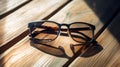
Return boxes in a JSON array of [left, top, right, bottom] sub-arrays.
[[28, 21, 103, 58], [30, 29, 103, 58], [71, 40, 103, 57], [30, 40, 71, 59]]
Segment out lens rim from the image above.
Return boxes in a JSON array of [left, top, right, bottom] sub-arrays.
[[29, 20, 61, 43], [69, 22, 95, 43]]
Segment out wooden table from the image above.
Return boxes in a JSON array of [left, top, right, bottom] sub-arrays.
[[0, 0, 120, 67]]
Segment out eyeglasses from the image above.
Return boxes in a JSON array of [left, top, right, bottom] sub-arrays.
[[28, 20, 95, 44], [28, 20, 96, 58]]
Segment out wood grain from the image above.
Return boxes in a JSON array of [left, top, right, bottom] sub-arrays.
[[69, 13, 120, 67], [105, 13, 120, 67], [0, 0, 28, 15], [0, 0, 119, 66], [0, 0, 68, 47]]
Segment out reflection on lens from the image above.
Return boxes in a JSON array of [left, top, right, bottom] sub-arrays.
[[70, 23, 93, 43], [33, 22, 59, 43]]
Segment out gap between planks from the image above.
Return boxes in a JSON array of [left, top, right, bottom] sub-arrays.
[[0, 0, 32, 19], [69, 12, 120, 67], [63, 1, 120, 67], [0, 0, 114, 66], [0, 0, 72, 54]]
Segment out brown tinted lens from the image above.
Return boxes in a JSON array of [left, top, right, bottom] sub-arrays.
[[33, 22, 59, 42], [70, 23, 93, 43]]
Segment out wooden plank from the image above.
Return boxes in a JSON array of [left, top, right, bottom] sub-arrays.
[[69, 13, 120, 67], [0, 0, 119, 66], [0, 0, 28, 16], [103, 13, 120, 67], [0, 0, 68, 48]]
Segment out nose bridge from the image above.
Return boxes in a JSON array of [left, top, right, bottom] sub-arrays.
[[60, 24, 69, 31], [59, 24, 70, 37], [60, 24, 69, 28]]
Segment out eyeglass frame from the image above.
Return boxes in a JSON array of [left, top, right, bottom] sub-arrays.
[[28, 20, 95, 44]]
